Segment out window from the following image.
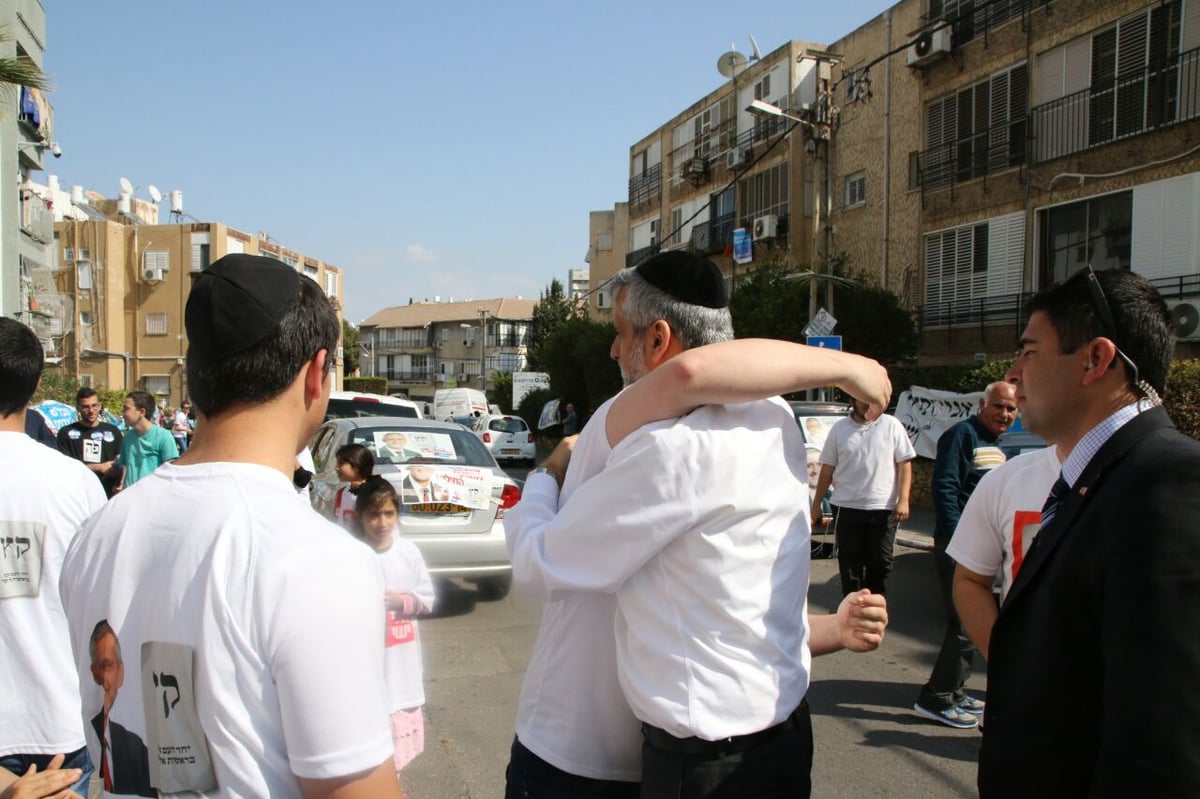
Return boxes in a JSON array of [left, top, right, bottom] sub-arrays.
[[145, 312, 169, 336], [844, 173, 866, 208], [191, 243, 210, 272], [77, 262, 92, 291], [1039, 191, 1132, 287], [143, 250, 170, 272], [924, 212, 1025, 322], [596, 233, 612, 251], [924, 63, 1028, 189], [670, 207, 684, 245], [737, 162, 790, 224], [411, 354, 428, 370], [80, 311, 93, 326], [303, 264, 319, 278], [930, 0, 1028, 46], [143, 375, 171, 395], [280, 254, 299, 268], [377, 327, 429, 348], [325, 270, 338, 297]]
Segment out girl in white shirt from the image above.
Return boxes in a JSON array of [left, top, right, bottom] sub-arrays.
[[332, 444, 374, 530], [356, 479, 435, 775]]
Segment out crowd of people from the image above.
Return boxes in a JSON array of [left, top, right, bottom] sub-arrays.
[[2, 248, 1198, 799]]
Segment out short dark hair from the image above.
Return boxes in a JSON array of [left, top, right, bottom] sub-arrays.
[[187, 275, 339, 417], [1023, 269, 1173, 395], [76, 387, 99, 404], [336, 443, 375, 480], [126, 390, 157, 418], [0, 318, 44, 417]]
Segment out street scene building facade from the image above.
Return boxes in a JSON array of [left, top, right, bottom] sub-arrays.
[[359, 297, 536, 403]]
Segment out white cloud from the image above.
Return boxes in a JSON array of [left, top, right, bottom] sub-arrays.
[[405, 244, 438, 263]]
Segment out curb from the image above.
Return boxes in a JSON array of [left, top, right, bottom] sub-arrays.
[[896, 534, 934, 552]]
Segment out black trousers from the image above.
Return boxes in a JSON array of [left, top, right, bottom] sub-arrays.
[[640, 702, 813, 799], [831, 506, 897, 597], [917, 538, 976, 709]]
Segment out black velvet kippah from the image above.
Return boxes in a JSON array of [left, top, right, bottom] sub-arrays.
[[186, 254, 301, 363], [634, 250, 728, 309]]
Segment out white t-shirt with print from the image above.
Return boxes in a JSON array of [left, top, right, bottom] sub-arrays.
[[947, 445, 1060, 602], [820, 414, 916, 510], [0, 432, 105, 757], [375, 535, 435, 711], [60, 461, 393, 798]]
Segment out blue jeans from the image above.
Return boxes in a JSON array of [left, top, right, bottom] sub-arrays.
[[0, 746, 94, 797], [505, 737, 639, 799]]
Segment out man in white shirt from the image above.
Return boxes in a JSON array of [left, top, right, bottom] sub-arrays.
[[810, 401, 916, 597], [505, 251, 892, 799], [0, 318, 103, 799], [60, 254, 402, 799]]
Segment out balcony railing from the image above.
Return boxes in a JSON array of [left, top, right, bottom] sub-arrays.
[[1149, 272, 1200, 300], [626, 243, 661, 268], [379, 370, 435, 382], [919, 292, 1030, 330], [20, 192, 54, 244], [628, 163, 662, 206], [913, 118, 1027, 194], [1031, 47, 1200, 164]]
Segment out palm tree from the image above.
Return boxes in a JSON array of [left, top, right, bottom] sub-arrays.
[[0, 28, 50, 92]]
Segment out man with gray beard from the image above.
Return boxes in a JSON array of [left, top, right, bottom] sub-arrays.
[[504, 251, 893, 799]]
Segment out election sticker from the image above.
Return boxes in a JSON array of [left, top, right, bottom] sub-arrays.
[[0, 521, 44, 600]]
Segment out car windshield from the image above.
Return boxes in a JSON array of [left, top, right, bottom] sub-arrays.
[[488, 418, 527, 434], [326, 398, 418, 421], [350, 425, 495, 467]]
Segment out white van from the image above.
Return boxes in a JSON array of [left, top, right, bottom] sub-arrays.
[[325, 391, 422, 421], [432, 388, 489, 422]]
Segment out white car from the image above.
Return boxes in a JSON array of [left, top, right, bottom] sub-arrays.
[[325, 390, 422, 421], [471, 414, 536, 466]]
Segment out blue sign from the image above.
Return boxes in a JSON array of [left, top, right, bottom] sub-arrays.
[[732, 227, 752, 264], [806, 336, 843, 351]]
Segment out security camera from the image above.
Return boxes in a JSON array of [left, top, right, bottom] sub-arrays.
[[50, 142, 62, 158]]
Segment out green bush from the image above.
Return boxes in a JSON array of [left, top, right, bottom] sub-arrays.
[[343, 376, 387, 394], [1166, 360, 1200, 440]]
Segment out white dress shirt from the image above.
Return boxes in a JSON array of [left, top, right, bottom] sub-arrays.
[[508, 396, 813, 741]]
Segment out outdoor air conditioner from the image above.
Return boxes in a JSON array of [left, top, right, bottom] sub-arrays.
[[726, 146, 752, 170], [1168, 299, 1200, 341], [683, 156, 709, 181], [753, 214, 778, 239], [908, 25, 952, 67], [436, 373, 447, 382], [142, 267, 166, 283], [456, 373, 468, 382]]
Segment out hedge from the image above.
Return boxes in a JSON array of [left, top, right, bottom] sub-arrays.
[[343, 376, 387, 394]]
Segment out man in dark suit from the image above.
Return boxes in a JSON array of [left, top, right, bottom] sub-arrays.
[[980, 268, 1200, 796], [89, 621, 155, 797]]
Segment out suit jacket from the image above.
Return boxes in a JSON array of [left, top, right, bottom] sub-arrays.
[[91, 712, 156, 797], [979, 406, 1200, 797]]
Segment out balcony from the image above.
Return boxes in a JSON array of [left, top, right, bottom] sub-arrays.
[[919, 292, 1030, 330], [626, 243, 661, 269], [1031, 47, 1200, 164], [912, 119, 1027, 196], [379, 369, 435, 382], [628, 163, 662, 206], [20, 191, 54, 244]]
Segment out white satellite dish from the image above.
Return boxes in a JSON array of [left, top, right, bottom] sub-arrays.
[[717, 50, 747, 78], [119, 177, 134, 196], [749, 35, 763, 62], [148, 185, 162, 204]]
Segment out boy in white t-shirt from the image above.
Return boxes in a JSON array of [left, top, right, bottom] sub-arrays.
[[60, 255, 402, 799], [355, 478, 435, 773]]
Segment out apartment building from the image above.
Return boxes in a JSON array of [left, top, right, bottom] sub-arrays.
[[358, 298, 537, 403], [30, 183, 345, 402], [584, 204, 628, 318], [830, 0, 1200, 363]]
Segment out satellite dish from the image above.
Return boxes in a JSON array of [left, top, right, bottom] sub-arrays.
[[119, 177, 133, 196], [749, 35, 763, 62], [148, 185, 162, 204], [717, 50, 747, 78]]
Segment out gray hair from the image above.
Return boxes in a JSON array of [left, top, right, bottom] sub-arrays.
[[610, 267, 734, 350], [89, 619, 121, 665]]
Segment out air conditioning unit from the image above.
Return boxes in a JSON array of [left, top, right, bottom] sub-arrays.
[[142, 267, 166, 283], [753, 215, 778, 239], [456, 373, 468, 382], [907, 25, 952, 67], [726, 146, 752, 170], [1169, 299, 1200, 341], [436, 373, 447, 382]]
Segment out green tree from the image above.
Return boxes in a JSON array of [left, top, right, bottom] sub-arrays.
[[728, 257, 811, 341], [527, 278, 576, 370], [341, 319, 360, 375], [488, 371, 513, 412], [536, 316, 622, 416]]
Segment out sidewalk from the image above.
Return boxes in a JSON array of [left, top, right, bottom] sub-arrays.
[[897, 506, 936, 551]]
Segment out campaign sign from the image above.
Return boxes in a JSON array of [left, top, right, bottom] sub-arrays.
[[806, 336, 843, 351], [732, 228, 753, 264]]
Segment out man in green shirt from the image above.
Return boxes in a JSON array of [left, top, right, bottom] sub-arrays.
[[115, 390, 178, 491]]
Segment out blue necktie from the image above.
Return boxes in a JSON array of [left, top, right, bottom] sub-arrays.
[[1040, 474, 1071, 529]]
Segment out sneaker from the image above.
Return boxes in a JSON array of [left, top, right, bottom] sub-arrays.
[[957, 695, 985, 715], [913, 701, 979, 729]]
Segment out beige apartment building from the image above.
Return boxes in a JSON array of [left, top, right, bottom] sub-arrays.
[[358, 298, 537, 404], [594, 0, 1200, 363], [35, 196, 344, 402]]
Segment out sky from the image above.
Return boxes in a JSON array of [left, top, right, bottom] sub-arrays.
[[46, 1, 896, 324]]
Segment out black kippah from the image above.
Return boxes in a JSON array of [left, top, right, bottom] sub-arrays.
[[186, 254, 302, 364], [634, 250, 728, 309]]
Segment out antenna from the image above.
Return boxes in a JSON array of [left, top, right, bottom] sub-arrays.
[[717, 49, 748, 78], [148, 185, 162, 204], [119, 177, 133, 196], [749, 35, 763, 62]]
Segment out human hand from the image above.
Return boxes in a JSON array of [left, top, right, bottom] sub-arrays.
[[0, 754, 83, 799], [836, 590, 888, 652], [838, 355, 892, 421], [890, 500, 910, 523], [540, 435, 578, 487]]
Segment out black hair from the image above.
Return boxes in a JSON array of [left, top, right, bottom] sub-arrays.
[[355, 476, 400, 517], [76, 387, 99, 404], [125, 390, 157, 418], [1023, 268, 1173, 396], [336, 443, 375, 483], [187, 275, 340, 417], [0, 318, 43, 417]]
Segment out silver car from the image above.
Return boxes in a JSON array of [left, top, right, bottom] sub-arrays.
[[308, 417, 521, 599]]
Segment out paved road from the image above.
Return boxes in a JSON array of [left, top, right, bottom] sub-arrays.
[[401, 541, 986, 798]]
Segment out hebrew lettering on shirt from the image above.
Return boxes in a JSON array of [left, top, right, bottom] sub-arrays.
[[0, 521, 44, 599], [140, 641, 217, 794], [152, 671, 182, 718]]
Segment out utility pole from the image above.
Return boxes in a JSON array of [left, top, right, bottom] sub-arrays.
[[478, 308, 489, 392]]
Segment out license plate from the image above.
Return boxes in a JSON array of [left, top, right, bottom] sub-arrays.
[[405, 502, 470, 515], [501, 448, 521, 454]]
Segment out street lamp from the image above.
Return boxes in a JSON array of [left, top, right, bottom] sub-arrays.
[[460, 309, 490, 391]]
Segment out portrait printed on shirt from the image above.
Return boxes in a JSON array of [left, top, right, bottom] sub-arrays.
[[87, 620, 157, 797], [0, 521, 44, 599]]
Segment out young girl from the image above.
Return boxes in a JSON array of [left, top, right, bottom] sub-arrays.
[[355, 478, 435, 776], [332, 444, 374, 530]]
